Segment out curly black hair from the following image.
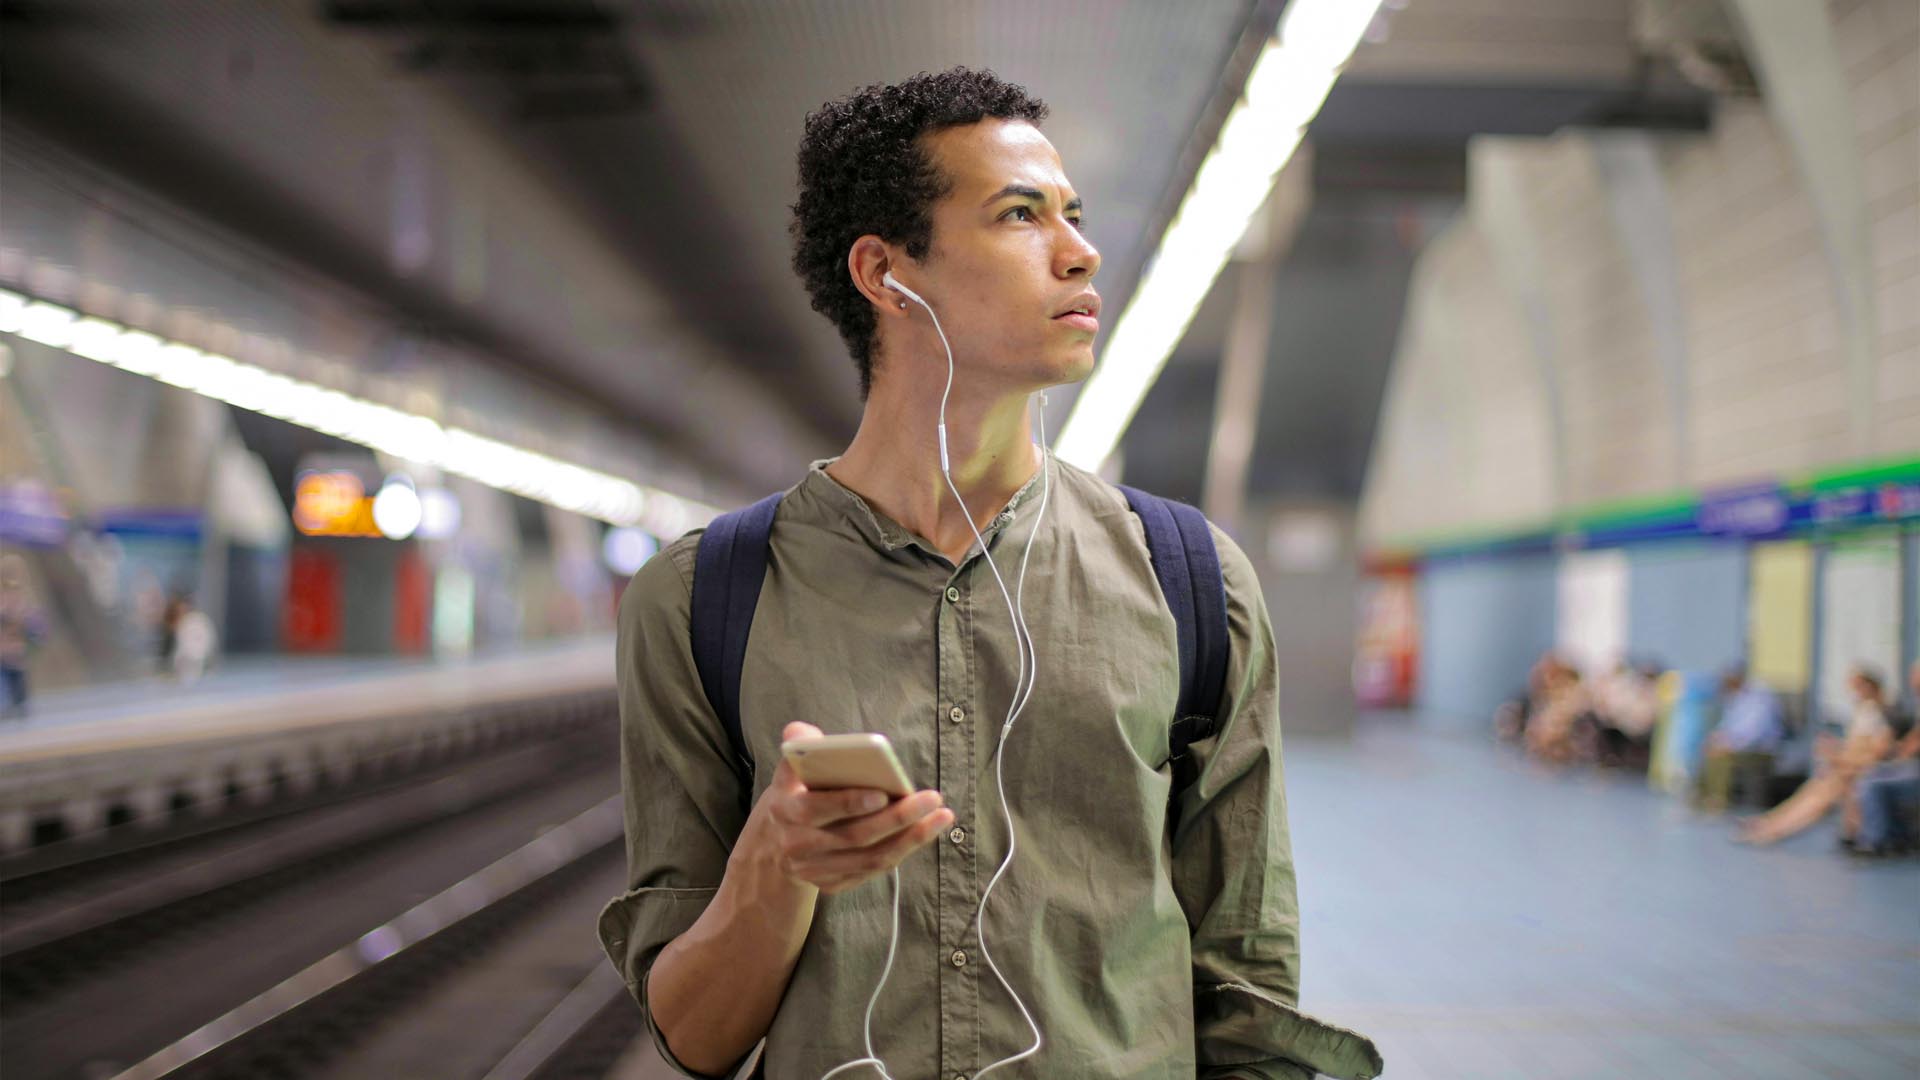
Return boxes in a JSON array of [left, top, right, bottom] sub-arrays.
[[790, 67, 1049, 398]]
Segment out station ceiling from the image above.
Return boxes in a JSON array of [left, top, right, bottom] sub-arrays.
[[2, 0, 1715, 505]]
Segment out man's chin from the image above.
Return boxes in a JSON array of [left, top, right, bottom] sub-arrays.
[[1049, 349, 1098, 386]]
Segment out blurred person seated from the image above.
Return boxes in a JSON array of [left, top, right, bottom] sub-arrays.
[[1525, 661, 1590, 765], [1738, 664, 1893, 846], [1588, 658, 1660, 769], [1494, 651, 1565, 743], [1846, 660, 1920, 857], [1694, 664, 1785, 813]]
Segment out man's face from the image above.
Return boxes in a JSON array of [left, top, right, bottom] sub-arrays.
[[901, 119, 1101, 391]]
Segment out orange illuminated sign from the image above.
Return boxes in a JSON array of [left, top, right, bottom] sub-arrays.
[[293, 471, 381, 537]]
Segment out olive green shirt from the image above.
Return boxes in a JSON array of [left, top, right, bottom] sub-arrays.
[[599, 452, 1381, 1080]]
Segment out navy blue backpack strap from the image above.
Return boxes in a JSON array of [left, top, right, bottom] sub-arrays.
[[1117, 486, 1231, 777], [690, 492, 784, 810]]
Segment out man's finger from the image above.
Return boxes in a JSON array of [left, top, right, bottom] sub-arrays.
[[796, 807, 953, 879], [823, 789, 945, 847], [792, 786, 895, 827]]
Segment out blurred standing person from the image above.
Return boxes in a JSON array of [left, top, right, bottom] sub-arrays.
[[169, 596, 217, 684], [1653, 671, 1720, 795], [1847, 660, 1920, 855], [1739, 665, 1893, 845], [158, 591, 185, 673], [1696, 664, 1785, 813], [0, 554, 48, 719]]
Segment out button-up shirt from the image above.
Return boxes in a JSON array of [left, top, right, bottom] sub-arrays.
[[1715, 685, 1785, 753], [598, 452, 1381, 1080]]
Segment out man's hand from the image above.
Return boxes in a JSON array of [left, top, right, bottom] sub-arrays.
[[735, 721, 953, 895]]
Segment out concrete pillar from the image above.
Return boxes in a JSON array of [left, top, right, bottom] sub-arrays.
[[1250, 497, 1360, 736], [1728, 0, 1880, 457], [1589, 132, 1694, 488], [1474, 146, 1571, 513]]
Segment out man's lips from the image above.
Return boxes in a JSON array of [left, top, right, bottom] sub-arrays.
[[1053, 311, 1100, 332]]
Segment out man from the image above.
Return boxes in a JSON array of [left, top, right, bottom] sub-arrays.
[[1849, 660, 1920, 856], [1696, 664, 1784, 813], [599, 68, 1379, 1080]]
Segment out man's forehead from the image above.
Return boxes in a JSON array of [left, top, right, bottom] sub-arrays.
[[927, 119, 1075, 199]]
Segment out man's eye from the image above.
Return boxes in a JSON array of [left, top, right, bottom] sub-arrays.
[[1068, 216, 1085, 231], [1005, 206, 1034, 222]]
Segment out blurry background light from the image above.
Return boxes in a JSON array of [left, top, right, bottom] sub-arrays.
[[372, 476, 423, 540], [1055, 0, 1382, 469], [416, 487, 462, 540], [600, 525, 658, 577], [17, 300, 77, 349], [0, 285, 716, 531]]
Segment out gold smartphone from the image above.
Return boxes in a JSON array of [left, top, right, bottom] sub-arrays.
[[779, 733, 914, 798]]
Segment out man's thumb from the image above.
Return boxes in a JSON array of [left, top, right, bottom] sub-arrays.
[[781, 721, 823, 743]]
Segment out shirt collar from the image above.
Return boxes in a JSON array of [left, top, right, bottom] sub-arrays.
[[798, 449, 1052, 562]]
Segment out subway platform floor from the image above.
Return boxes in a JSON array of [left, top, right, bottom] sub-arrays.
[[1288, 713, 1920, 1080], [0, 635, 614, 736]]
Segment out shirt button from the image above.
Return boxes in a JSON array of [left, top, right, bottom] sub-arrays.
[[949, 705, 965, 723], [945, 586, 961, 603], [950, 949, 968, 967], [949, 826, 966, 845]]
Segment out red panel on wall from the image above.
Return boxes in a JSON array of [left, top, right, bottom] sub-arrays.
[[283, 546, 341, 653], [393, 545, 430, 655]]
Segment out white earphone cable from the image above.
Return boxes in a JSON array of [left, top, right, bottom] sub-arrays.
[[820, 280, 1049, 1079], [925, 289, 1049, 1078], [969, 395, 1051, 1080]]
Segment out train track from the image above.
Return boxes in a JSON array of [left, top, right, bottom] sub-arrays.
[[1, 729, 634, 1079], [110, 794, 643, 1080]]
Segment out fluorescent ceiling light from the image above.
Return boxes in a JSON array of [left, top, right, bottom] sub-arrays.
[[1055, 0, 1382, 470], [0, 286, 714, 535]]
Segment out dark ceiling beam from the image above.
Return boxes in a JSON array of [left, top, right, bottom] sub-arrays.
[[1311, 142, 1468, 196], [321, 2, 620, 33], [1314, 77, 1712, 145]]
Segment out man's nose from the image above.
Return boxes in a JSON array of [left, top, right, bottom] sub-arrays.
[[1056, 225, 1101, 279]]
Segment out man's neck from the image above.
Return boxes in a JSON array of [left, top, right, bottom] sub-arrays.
[[826, 385, 1043, 564]]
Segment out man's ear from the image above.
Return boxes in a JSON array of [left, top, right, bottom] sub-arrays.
[[848, 236, 907, 314]]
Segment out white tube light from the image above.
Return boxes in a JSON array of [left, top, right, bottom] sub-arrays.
[[1055, 0, 1382, 469], [0, 286, 716, 531]]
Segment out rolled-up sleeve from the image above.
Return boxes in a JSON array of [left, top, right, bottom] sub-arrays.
[[1171, 528, 1384, 1080], [595, 533, 749, 1076]]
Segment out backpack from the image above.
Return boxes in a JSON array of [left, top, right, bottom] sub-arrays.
[[689, 485, 1230, 818]]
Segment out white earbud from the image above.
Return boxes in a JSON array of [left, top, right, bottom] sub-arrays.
[[881, 269, 925, 308]]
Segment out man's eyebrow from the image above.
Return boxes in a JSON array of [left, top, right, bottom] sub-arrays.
[[982, 183, 1083, 213]]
